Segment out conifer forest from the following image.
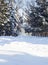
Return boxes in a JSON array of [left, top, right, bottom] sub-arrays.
[[0, 0, 48, 37]]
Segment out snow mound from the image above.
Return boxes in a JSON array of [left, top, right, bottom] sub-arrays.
[[0, 59, 8, 63], [0, 36, 48, 65], [0, 36, 48, 57]]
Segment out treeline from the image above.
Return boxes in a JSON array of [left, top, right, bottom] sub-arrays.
[[0, 0, 48, 37]]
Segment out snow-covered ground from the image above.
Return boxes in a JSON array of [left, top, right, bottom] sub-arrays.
[[0, 36, 48, 65]]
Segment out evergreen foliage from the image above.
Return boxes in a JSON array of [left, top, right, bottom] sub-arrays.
[[25, 0, 48, 36], [0, 0, 18, 36]]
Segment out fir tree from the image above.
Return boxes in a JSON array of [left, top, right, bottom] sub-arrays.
[[0, 0, 18, 36], [25, 0, 48, 36]]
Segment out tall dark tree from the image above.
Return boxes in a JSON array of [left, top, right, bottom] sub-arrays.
[[0, 0, 19, 36], [36, 0, 48, 32], [25, 0, 48, 36]]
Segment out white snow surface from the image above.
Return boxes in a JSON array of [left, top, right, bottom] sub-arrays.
[[0, 35, 48, 65]]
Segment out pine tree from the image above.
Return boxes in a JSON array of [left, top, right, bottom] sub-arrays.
[[25, 0, 48, 36], [0, 0, 9, 35], [36, 0, 48, 36], [0, 0, 18, 36]]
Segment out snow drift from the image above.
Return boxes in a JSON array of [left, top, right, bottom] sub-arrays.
[[0, 36, 48, 65]]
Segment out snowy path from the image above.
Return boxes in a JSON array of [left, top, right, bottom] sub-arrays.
[[0, 36, 48, 65]]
